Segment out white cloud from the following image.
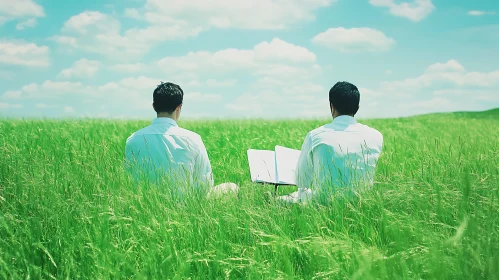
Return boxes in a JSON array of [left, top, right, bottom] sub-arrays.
[[61, 10, 117, 34], [90, 77, 230, 112], [155, 38, 322, 118], [109, 63, 146, 73], [3, 35, 323, 118], [427, 89, 498, 106], [254, 38, 317, 63], [253, 63, 321, 80], [103, 76, 161, 92], [0, 0, 44, 17], [412, 97, 453, 109], [51, 36, 77, 47], [124, 8, 141, 19], [369, 0, 435, 22], [54, 1, 334, 58], [148, 74, 237, 90], [41, 81, 85, 92], [358, 60, 499, 118], [63, 106, 75, 113], [358, 87, 384, 97], [159, 49, 254, 73], [0, 102, 23, 109], [0, 0, 44, 26], [184, 92, 222, 103], [141, 0, 336, 30], [226, 80, 327, 118], [476, 95, 499, 102], [433, 89, 498, 98], [468, 10, 485, 16], [312, 27, 395, 52], [384, 96, 481, 118], [59, 59, 101, 79], [16, 18, 37, 30], [2, 90, 21, 99], [52, 11, 202, 58], [381, 60, 499, 89], [205, 79, 237, 87], [96, 76, 178, 110], [158, 38, 318, 76], [5, 80, 86, 100], [425, 60, 465, 73], [468, 10, 495, 16], [35, 103, 57, 109], [0, 40, 49, 67]]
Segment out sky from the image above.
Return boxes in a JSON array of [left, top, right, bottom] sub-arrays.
[[0, 0, 498, 120]]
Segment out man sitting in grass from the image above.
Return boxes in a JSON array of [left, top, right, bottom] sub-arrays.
[[281, 81, 384, 203], [124, 82, 237, 198]]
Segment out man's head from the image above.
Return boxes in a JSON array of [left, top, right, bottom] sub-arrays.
[[153, 82, 184, 120], [329, 81, 360, 118]]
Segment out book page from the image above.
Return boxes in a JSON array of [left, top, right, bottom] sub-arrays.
[[275, 145, 301, 185], [247, 149, 277, 184]]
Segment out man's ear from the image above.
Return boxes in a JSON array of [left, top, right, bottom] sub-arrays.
[[177, 104, 182, 112], [152, 103, 155, 111]]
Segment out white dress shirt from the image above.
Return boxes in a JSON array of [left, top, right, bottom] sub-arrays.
[[294, 115, 383, 202], [124, 118, 213, 191]]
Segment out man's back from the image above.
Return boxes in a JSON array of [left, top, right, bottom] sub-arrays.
[[296, 116, 383, 198], [124, 118, 213, 189]]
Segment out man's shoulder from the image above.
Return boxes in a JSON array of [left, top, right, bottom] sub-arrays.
[[126, 125, 205, 153], [306, 125, 329, 139], [305, 122, 383, 143], [355, 123, 384, 147], [171, 126, 203, 141], [357, 123, 383, 138], [168, 127, 206, 154], [127, 125, 202, 140], [126, 126, 150, 144]]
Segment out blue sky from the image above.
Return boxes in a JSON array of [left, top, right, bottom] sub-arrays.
[[1, 0, 498, 119]]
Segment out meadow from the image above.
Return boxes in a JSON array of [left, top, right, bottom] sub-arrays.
[[0, 109, 498, 279]]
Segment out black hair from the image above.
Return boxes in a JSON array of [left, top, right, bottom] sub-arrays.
[[329, 81, 360, 116], [153, 82, 184, 114]]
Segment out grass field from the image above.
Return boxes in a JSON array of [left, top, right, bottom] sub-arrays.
[[1, 109, 498, 279]]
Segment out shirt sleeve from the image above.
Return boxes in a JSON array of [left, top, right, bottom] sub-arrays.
[[194, 137, 214, 189], [296, 133, 314, 190]]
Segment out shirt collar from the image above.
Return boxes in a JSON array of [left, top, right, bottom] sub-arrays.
[[332, 115, 357, 125], [152, 117, 178, 127]]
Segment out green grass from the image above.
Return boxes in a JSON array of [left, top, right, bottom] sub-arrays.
[[1, 111, 498, 279]]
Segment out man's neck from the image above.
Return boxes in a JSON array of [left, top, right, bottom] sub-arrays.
[[157, 112, 176, 120], [333, 114, 355, 119]]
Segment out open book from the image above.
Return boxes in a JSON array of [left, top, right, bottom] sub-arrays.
[[247, 145, 301, 185]]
